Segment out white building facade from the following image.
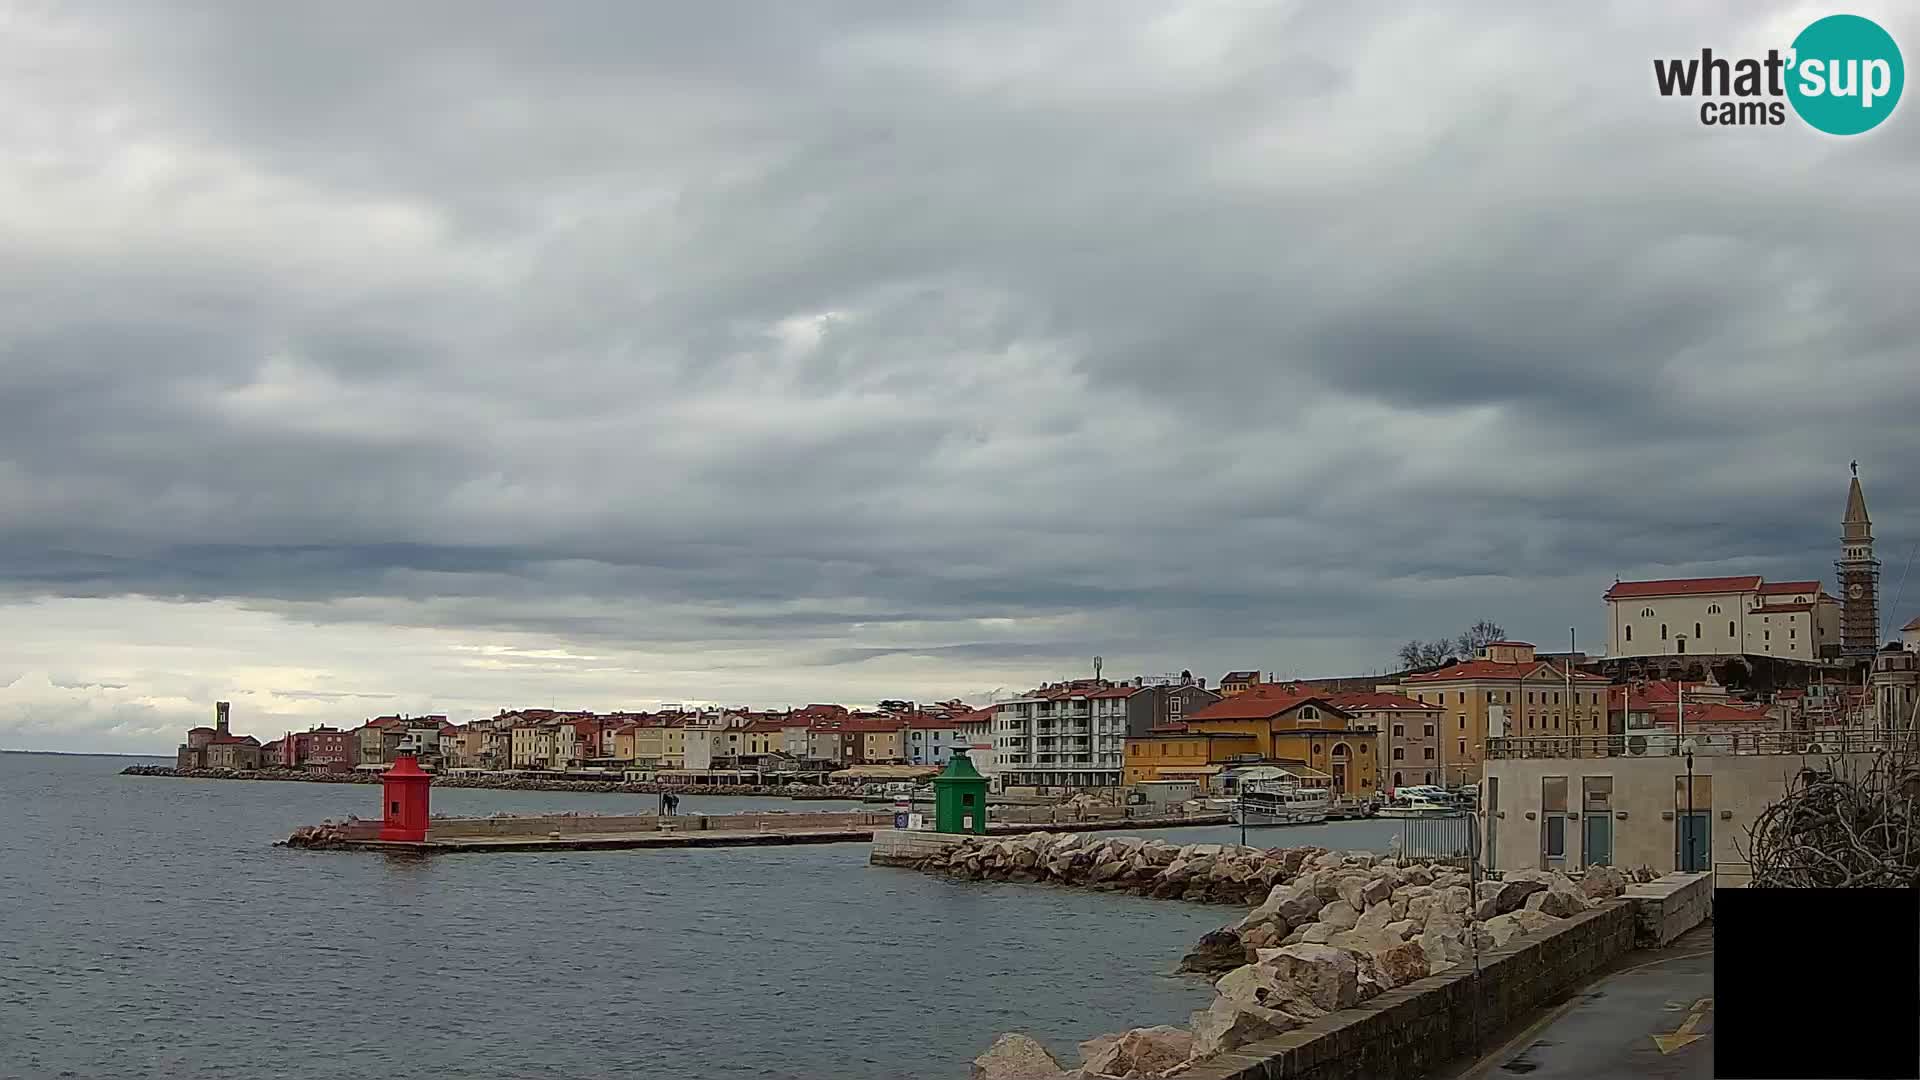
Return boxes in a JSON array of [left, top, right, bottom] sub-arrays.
[[990, 682, 1131, 789], [1604, 576, 1840, 662]]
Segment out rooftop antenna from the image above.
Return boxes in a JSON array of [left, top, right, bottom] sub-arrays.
[[1092, 656, 1104, 682]]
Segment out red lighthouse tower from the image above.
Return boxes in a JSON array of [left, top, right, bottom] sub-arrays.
[[378, 754, 432, 842]]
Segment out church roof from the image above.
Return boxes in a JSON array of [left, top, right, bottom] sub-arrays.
[[1606, 576, 1762, 599], [1903, 616, 1920, 632]]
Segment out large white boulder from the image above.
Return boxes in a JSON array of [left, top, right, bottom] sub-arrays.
[[972, 1033, 1069, 1080]]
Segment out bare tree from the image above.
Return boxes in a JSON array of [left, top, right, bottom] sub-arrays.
[[1396, 639, 1457, 670], [1455, 620, 1507, 660]]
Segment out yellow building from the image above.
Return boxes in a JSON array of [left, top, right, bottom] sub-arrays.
[[631, 724, 687, 768], [860, 724, 905, 764], [1397, 641, 1610, 786], [1122, 730, 1260, 785], [1176, 687, 1380, 797]]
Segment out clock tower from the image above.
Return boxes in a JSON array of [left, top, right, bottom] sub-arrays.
[[1837, 462, 1879, 656]]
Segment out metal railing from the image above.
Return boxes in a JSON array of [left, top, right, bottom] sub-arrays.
[[1485, 729, 1900, 760], [1390, 812, 1477, 865]]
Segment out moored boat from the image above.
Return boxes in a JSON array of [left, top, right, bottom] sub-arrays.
[[1231, 781, 1331, 826]]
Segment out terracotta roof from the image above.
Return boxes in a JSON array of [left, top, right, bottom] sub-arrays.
[[1482, 641, 1533, 648], [900, 713, 963, 729], [811, 717, 906, 733], [1605, 576, 1763, 599], [1325, 692, 1442, 713], [1404, 659, 1607, 683], [1086, 686, 1143, 699], [1757, 580, 1821, 596], [187, 726, 216, 735], [209, 734, 260, 746], [1903, 616, 1920, 632], [1642, 702, 1774, 725], [1185, 686, 1349, 722]]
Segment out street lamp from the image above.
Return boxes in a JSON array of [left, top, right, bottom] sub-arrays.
[[1681, 737, 1698, 871]]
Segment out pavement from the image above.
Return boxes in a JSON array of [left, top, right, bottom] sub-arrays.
[[1455, 925, 1715, 1080]]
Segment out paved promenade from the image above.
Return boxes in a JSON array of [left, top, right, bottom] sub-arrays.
[[1455, 924, 1714, 1080]]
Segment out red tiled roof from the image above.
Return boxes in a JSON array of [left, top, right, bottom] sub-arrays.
[[1605, 576, 1763, 599], [812, 717, 906, 733], [1325, 692, 1442, 713], [1405, 659, 1608, 683], [1185, 686, 1348, 722], [900, 713, 963, 729], [1758, 580, 1821, 596], [1086, 686, 1143, 699], [187, 726, 216, 735], [1642, 702, 1774, 725], [209, 734, 260, 746]]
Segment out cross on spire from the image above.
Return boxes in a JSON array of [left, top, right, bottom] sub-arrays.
[[1851, 459, 1858, 477]]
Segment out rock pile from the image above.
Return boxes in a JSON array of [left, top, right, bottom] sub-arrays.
[[916, 833, 1322, 906], [281, 823, 355, 849], [965, 846, 1632, 1078]]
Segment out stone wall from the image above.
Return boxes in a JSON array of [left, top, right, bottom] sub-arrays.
[[870, 830, 974, 866], [1181, 903, 1639, 1080], [1624, 872, 1712, 946]]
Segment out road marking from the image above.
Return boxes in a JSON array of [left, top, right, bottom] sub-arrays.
[[1654, 997, 1712, 1054]]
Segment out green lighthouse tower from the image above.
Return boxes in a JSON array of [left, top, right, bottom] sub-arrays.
[[932, 748, 989, 834]]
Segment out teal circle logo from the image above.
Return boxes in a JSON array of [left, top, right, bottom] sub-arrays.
[[1787, 14, 1903, 135]]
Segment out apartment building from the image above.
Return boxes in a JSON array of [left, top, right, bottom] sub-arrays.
[[990, 680, 1133, 789]]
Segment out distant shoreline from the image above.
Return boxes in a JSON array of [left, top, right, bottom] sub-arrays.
[[120, 763, 868, 799], [4, 750, 171, 760]]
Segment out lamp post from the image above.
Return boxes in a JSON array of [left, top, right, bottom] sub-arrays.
[[1682, 736, 1698, 871]]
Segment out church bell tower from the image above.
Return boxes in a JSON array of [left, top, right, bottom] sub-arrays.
[[1837, 462, 1879, 656]]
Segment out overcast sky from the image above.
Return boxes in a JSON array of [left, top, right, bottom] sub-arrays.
[[4, 2, 1918, 754]]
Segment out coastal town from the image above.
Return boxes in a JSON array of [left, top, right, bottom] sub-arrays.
[[150, 471, 1920, 879]]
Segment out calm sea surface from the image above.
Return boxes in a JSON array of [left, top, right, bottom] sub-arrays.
[[0, 753, 1406, 1080]]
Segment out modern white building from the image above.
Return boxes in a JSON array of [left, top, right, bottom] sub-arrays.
[[1603, 576, 1840, 661], [990, 681, 1132, 789]]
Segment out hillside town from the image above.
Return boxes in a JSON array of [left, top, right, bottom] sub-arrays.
[[171, 470, 1920, 874]]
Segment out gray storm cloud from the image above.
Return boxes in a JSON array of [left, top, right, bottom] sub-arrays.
[[2, 1, 1916, 751]]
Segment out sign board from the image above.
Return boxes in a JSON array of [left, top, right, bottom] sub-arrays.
[[894, 811, 909, 829], [908, 813, 925, 830]]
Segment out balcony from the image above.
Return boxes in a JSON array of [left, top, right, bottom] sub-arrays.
[[1485, 728, 1898, 760]]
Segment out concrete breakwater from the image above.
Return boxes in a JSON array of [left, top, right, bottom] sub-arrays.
[[896, 834, 1680, 1080], [120, 764, 863, 799], [284, 812, 1227, 854]]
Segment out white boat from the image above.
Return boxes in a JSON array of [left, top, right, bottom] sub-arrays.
[[1231, 782, 1330, 826]]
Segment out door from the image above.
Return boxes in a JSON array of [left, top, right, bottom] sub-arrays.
[[1583, 813, 1613, 867], [1582, 776, 1614, 867], [1677, 813, 1710, 871], [1541, 776, 1569, 872]]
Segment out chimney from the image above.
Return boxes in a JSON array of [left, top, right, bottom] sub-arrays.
[[215, 701, 231, 737]]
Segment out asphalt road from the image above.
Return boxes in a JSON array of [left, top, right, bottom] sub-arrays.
[[1458, 926, 1715, 1080]]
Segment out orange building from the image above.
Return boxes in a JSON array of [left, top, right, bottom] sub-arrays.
[[1172, 685, 1380, 797]]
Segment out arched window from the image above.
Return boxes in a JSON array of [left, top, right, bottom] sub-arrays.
[[1358, 743, 1369, 754], [1626, 625, 1632, 641], [1642, 607, 1655, 617], [1694, 622, 1702, 639], [1661, 624, 1669, 640], [1707, 604, 1721, 615], [1299, 706, 1319, 720], [1728, 621, 1735, 637], [1393, 771, 1404, 786], [1332, 743, 1350, 758]]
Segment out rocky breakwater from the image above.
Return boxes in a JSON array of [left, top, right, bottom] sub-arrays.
[[965, 845, 1643, 1080], [917, 833, 1308, 905]]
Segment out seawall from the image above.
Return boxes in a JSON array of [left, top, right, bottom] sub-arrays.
[[1183, 872, 1710, 1080]]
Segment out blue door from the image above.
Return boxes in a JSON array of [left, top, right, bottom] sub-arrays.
[[1677, 813, 1711, 871], [1583, 813, 1613, 867]]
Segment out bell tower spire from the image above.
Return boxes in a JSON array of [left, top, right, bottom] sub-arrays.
[[1838, 464, 1879, 656]]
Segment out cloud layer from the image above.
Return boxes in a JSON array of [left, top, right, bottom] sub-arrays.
[[4, 2, 1918, 751]]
